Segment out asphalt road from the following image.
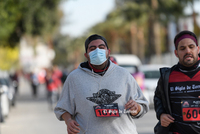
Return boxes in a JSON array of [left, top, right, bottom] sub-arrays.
[[0, 76, 158, 134]]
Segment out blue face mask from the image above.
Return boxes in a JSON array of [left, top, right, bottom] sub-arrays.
[[89, 48, 107, 65]]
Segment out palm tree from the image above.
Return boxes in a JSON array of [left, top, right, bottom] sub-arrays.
[[89, 0, 193, 63]]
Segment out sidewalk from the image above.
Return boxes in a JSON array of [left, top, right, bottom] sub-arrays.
[[0, 76, 66, 134]]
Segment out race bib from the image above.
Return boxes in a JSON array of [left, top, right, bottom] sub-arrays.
[[182, 99, 200, 122], [93, 103, 120, 117]]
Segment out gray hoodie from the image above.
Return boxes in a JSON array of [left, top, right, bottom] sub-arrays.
[[54, 61, 149, 134]]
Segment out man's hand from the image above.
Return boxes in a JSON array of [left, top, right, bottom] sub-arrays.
[[198, 96, 200, 98], [65, 118, 80, 134], [62, 112, 80, 134], [160, 113, 174, 127], [125, 99, 141, 116]]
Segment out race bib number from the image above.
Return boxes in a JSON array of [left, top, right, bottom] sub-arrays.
[[182, 100, 200, 122], [93, 103, 120, 117]]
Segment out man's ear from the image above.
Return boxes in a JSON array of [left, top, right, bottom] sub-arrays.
[[174, 49, 178, 58], [84, 53, 88, 59], [108, 49, 111, 55], [106, 49, 111, 58]]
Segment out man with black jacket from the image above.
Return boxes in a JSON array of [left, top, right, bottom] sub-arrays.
[[154, 30, 200, 134]]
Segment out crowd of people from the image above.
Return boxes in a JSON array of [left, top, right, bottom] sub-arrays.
[[27, 65, 67, 110]]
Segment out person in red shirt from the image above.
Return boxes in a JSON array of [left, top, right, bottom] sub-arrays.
[[45, 68, 60, 110]]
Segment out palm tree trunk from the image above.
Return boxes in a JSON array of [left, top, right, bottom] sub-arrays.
[[130, 22, 138, 55]]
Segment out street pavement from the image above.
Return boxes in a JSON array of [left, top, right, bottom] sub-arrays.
[[0, 76, 66, 134], [134, 109, 157, 134], [0, 76, 158, 134]]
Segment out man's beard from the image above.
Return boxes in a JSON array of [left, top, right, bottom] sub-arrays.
[[182, 54, 195, 66]]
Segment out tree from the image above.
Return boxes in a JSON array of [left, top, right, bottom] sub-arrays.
[[89, 0, 191, 63], [53, 34, 86, 69], [0, 0, 62, 47], [0, 0, 62, 70], [0, 47, 19, 70]]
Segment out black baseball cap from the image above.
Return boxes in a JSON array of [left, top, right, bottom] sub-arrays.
[[85, 34, 108, 52]]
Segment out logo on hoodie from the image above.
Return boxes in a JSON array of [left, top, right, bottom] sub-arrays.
[[86, 89, 121, 105]]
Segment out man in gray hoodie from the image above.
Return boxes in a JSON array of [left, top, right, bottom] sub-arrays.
[[54, 34, 149, 134]]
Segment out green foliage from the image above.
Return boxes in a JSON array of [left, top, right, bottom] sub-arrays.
[[0, 0, 21, 47], [87, 0, 196, 62], [120, 2, 149, 21], [53, 0, 198, 66], [0, 0, 62, 47], [53, 35, 86, 68], [19, 0, 61, 36], [0, 46, 19, 70]]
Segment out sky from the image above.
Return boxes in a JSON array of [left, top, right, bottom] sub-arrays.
[[184, 1, 200, 14], [59, 0, 115, 37], [59, 0, 200, 38]]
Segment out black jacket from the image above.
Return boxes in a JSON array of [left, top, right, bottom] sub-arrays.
[[154, 65, 177, 134]]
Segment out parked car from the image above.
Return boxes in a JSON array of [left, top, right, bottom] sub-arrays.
[[140, 64, 170, 107], [0, 70, 16, 120], [0, 85, 4, 122], [5, 77, 16, 106], [111, 54, 145, 91], [0, 77, 10, 118], [111, 54, 142, 74]]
